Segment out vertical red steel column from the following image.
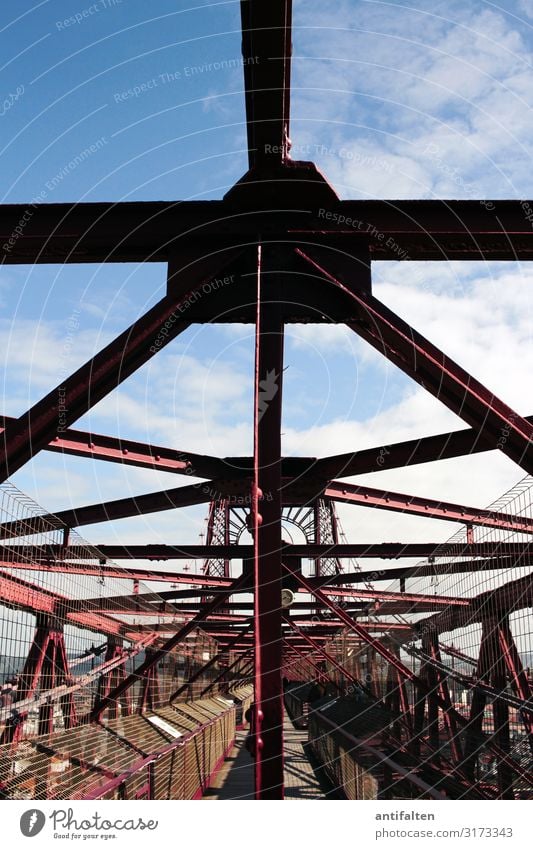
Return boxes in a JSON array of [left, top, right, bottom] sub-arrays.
[[252, 242, 285, 799], [95, 638, 130, 720], [0, 615, 76, 745], [497, 621, 533, 752], [138, 648, 161, 713]]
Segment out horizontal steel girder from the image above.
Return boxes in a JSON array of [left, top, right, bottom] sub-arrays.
[[0, 415, 230, 477], [0, 571, 146, 640], [64, 583, 467, 614], [8, 476, 530, 539], [3, 201, 533, 263], [2, 555, 520, 583], [308, 417, 533, 479], [0, 477, 250, 538], [5, 541, 530, 560], [416, 571, 533, 633], [0, 560, 233, 584], [317, 480, 533, 534], [3, 413, 531, 480]]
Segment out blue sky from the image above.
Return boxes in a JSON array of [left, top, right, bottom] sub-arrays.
[[1, 0, 533, 566]]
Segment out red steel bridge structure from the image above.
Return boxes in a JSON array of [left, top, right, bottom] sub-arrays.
[[0, 0, 533, 801]]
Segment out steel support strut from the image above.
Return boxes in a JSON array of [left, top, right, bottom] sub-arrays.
[[95, 638, 131, 720], [0, 250, 242, 483], [252, 244, 285, 799], [297, 249, 533, 475]]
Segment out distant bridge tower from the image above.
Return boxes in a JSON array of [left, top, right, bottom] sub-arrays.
[[202, 497, 343, 579]]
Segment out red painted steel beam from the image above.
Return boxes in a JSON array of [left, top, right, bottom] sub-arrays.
[[0, 249, 242, 483], [63, 583, 466, 615], [0, 573, 200, 647], [0, 571, 55, 616], [0, 571, 137, 638], [288, 621, 412, 631], [439, 643, 478, 667], [252, 244, 285, 799], [305, 586, 468, 606], [18, 473, 531, 539], [0, 560, 233, 585], [5, 412, 533, 481], [0, 637, 153, 726], [17, 541, 531, 560], [313, 557, 519, 586], [139, 621, 411, 634], [5, 201, 533, 264], [63, 557, 497, 604], [0, 477, 250, 538], [0, 415, 230, 478], [66, 589, 248, 611], [320, 480, 533, 534], [309, 417, 532, 480], [497, 622, 533, 750], [297, 248, 533, 475], [352, 601, 468, 615], [424, 632, 462, 763], [417, 571, 533, 633], [240, 0, 292, 168]]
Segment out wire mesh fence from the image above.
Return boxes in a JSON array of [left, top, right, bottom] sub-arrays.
[[0, 480, 224, 744]]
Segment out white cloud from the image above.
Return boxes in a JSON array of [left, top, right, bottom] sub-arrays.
[[517, 0, 533, 20], [292, 0, 533, 197]]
